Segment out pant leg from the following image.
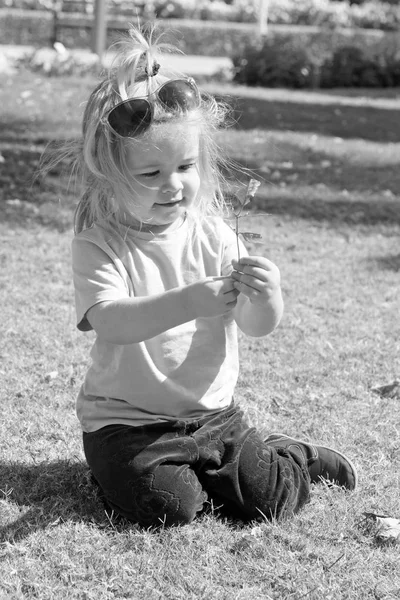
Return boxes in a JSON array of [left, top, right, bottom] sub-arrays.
[[83, 423, 207, 527], [192, 407, 311, 521]]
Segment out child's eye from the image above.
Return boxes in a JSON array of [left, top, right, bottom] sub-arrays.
[[139, 170, 160, 178], [180, 163, 196, 171]]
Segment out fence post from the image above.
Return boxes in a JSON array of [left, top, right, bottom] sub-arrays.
[[91, 0, 107, 60], [258, 0, 268, 39], [51, 0, 63, 47]]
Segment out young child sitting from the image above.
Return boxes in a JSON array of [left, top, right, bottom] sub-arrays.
[[60, 26, 357, 527]]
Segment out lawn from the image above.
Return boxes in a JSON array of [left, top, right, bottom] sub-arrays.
[[0, 68, 399, 599]]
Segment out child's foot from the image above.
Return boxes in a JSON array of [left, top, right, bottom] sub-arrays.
[[265, 433, 358, 490]]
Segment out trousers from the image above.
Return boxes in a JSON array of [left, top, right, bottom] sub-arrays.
[[83, 405, 310, 527]]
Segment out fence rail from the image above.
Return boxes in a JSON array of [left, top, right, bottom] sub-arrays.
[[1, 9, 399, 60]]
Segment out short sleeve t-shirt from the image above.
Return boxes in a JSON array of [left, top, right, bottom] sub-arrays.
[[72, 216, 247, 432]]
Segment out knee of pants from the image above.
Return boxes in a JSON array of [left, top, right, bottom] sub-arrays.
[[108, 464, 207, 528]]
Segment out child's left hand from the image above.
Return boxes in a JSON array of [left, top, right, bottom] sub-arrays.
[[231, 256, 281, 306]]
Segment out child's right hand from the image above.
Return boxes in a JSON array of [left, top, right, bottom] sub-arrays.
[[186, 276, 240, 318]]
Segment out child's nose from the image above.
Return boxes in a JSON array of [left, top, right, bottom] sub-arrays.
[[161, 173, 183, 194]]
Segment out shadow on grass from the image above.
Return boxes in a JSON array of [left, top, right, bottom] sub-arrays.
[[1, 144, 399, 231], [0, 121, 55, 145], [233, 152, 400, 197], [372, 253, 400, 272], [0, 460, 109, 543], [215, 92, 400, 143], [246, 189, 400, 228], [2, 78, 400, 231], [0, 144, 76, 232], [0, 460, 245, 542]]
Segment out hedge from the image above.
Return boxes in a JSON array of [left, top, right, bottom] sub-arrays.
[[2, 8, 400, 60], [233, 36, 400, 87], [3, 0, 400, 31], [0, 9, 54, 45]]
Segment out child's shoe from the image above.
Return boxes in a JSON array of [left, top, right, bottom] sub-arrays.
[[265, 433, 358, 490]]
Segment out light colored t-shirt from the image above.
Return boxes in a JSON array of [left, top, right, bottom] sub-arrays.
[[71, 215, 247, 432]]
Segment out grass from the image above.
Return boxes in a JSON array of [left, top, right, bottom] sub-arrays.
[[0, 68, 399, 599]]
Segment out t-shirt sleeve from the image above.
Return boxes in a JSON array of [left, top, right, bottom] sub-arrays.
[[220, 220, 248, 276], [71, 235, 131, 331]]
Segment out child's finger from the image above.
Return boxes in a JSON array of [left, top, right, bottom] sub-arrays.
[[221, 278, 238, 294], [232, 280, 264, 303], [231, 266, 271, 285], [224, 289, 240, 304], [232, 257, 276, 272], [210, 275, 233, 282], [231, 271, 267, 293]]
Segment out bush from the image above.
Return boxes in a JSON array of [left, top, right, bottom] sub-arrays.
[[319, 42, 400, 87], [2, 0, 400, 31], [233, 37, 318, 88], [319, 45, 385, 86], [0, 8, 53, 44], [233, 35, 400, 88], [350, 0, 400, 29], [382, 52, 400, 84], [2, 8, 400, 60], [0, 0, 53, 8], [267, 0, 353, 28]]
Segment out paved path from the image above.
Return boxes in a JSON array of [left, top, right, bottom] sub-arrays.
[[0, 44, 232, 76]]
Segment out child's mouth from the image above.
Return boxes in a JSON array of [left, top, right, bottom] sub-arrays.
[[156, 200, 182, 208]]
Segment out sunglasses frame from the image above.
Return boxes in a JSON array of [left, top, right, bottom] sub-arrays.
[[106, 77, 201, 138]]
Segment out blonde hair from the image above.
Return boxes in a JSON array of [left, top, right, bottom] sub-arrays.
[[42, 24, 233, 234]]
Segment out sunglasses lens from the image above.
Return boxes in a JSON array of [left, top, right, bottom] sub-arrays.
[[158, 80, 200, 112], [108, 99, 151, 137], [106, 80, 200, 137]]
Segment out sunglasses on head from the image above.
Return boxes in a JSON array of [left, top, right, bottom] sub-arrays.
[[106, 78, 201, 138]]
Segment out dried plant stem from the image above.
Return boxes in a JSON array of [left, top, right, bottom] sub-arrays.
[[235, 215, 241, 262], [233, 178, 262, 263]]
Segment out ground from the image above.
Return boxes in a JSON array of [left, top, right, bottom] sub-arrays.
[[0, 69, 399, 599]]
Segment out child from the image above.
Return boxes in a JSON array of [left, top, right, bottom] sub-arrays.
[[68, 26, 357, 527]]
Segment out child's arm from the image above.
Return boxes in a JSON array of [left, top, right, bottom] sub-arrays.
[[86, 276, 239, 345], [231, 256, 283, 337]]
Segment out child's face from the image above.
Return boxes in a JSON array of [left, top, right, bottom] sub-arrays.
[[123, 120, 201, 230]]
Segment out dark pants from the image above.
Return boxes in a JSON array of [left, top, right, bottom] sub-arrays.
[[83, 405, 310, 527]]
